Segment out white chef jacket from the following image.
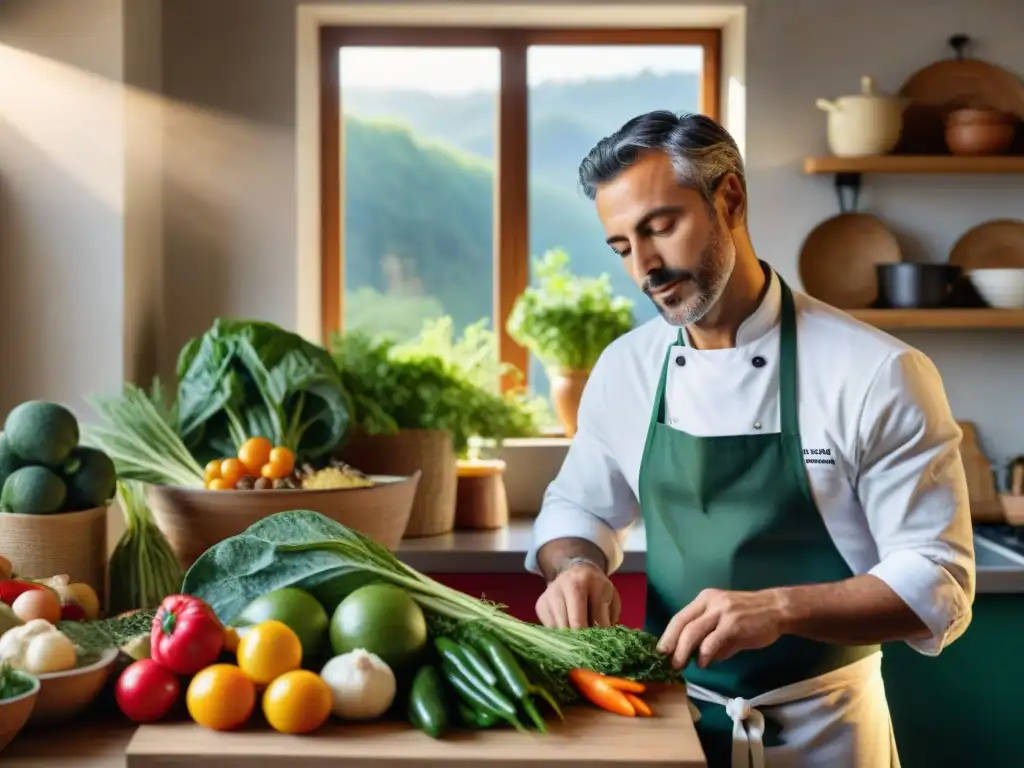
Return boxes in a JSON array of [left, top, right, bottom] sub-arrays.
[[526, 268, 976, 656]]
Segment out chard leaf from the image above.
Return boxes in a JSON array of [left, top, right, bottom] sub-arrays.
[[175, 319, 351, 466]]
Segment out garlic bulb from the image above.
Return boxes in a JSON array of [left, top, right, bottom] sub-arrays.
[[319, 648, 396, 720]]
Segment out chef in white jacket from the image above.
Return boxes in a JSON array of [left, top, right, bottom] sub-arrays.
[[525, 111, 976, 768]]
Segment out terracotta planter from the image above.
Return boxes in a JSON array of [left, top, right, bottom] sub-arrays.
[[337, 430, 457, 538], [549, 369, 591, 437]]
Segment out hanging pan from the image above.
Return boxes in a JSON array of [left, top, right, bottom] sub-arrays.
[[798, 183, 902, 309]]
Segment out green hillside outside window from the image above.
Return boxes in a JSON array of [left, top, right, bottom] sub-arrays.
[[324, 28, 719, 430]]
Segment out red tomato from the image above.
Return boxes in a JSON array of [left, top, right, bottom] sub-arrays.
[[151, 595, 225, 675], [115, 659, 181, 723]]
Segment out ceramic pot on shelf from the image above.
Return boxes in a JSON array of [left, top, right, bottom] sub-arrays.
[[549, 369, 590, 438], [816, 75, 909, 157], [945, 108, 1017, 156]]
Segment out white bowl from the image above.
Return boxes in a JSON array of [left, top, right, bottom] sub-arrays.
[[968, 268, 1024, 309]]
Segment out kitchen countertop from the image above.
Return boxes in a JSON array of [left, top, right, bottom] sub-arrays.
[[398, 518, 1024, 593]]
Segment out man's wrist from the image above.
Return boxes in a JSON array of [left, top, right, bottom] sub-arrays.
[[536, 537, 609, 582], [771, 586, 810, 636], [555, 556, 604, 578]]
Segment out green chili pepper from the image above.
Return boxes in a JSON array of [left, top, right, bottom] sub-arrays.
[[408, 665, 448, 739], [457, 701, 498, 729], [440, 658, 517, 719], [441, 660, 527, 733], [435, 636, 497, 686], [471, 631, 564, 721]]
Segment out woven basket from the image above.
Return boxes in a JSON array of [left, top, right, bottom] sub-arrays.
[[338, 430, 457, 538], [147, 472, 421, 570], [0, 506, 108, 611]]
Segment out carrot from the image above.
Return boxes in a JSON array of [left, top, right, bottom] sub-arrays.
[[568, 669, 636, 717], [624, 692, 653, 717], [568, 667, 646, 694]]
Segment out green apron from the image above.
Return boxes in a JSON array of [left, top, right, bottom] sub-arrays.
[[638, 274, 878, 763]]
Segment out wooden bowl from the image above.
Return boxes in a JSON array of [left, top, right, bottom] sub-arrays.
[[0, 672, 39, 754], [28, 648, 118, 726], [147, 473, 421, 569]]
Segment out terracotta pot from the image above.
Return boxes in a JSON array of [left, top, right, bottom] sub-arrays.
[[945, 108, 1016, 156], [549, 369, 591, 437]]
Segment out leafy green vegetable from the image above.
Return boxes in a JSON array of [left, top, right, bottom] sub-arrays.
[[82, 380, 205, 487], [176, 319, 352, 466], [507, 248, 634, 372], [330, 318, 545, 455], [108, 480, 184, 615], [0, 663, 35, 700], [58, 610, 157, 655], [180, 510, 679, 704]]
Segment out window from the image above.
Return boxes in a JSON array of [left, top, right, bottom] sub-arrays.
[[320, 27, 720, 412]]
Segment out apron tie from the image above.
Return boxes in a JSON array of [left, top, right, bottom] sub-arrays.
[[685, 652, 884, 768]]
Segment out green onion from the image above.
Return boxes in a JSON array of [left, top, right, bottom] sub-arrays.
[[106, 480, 184, 615], [81, 381, 205, 487]]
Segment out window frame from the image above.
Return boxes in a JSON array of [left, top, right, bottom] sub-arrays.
[[319, 26, 721, 391]]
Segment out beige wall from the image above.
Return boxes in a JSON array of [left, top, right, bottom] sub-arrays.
[[2, 0, 1022, 471], [0, 0, 163, 411]]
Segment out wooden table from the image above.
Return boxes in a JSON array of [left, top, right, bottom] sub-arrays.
[[4, 686, 705, 767]]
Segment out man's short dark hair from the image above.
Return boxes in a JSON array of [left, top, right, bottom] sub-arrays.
[[578, 111, 745, 202]]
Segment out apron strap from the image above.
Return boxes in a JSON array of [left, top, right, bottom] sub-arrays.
[[777, 279, 799, 438], [648, 270, 801, 437]]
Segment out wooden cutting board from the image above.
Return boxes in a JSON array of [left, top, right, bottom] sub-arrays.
[[959, 421, 1004, 524], [125, 684, 705, 767]]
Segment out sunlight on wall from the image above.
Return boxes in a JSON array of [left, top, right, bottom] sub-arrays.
[[0, 43, 127, 213]]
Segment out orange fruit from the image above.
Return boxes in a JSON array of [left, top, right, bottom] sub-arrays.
[[236, 620, 302, 685], [238, 436, 273, 475], [186, 664, 256, 731], [206, 478, 233, 491], [219, 458, 248, 486], [204, 460, 223, 483], [260, 446, 295, 479], [223, 626, 240, 655], [263, 670, 332, 734]]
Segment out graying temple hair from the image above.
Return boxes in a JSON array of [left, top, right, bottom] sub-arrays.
[[578, 111, 745, 202]]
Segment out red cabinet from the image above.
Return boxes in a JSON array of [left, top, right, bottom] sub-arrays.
[[428, 572, 648, 629]]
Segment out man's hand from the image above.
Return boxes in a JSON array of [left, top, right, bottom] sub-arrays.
[[657, 588, 785, 670], [536, 562, 622, 629]]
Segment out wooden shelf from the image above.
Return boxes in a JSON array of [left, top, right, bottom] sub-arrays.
[[848, 308, 1024, 329], [803, 155, 1024, 175]]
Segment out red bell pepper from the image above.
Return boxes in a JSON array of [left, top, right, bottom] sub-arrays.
[[0, 580, 46, 605], [150, 595, 225, 675]]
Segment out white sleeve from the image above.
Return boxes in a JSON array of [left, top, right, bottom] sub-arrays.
[[857, 349, 976, 656], [524, 351, 640, 576]]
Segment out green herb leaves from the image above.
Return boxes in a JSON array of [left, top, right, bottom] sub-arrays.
[[329, 318, 544, 455], [507, 249, 634, 373]]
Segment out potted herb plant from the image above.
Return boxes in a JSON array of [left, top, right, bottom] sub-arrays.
[[329, 317, 543, 537], [506, 248, 634, 437]]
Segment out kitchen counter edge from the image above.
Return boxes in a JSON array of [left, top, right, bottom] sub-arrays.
[[397, 518, 1024, 594]]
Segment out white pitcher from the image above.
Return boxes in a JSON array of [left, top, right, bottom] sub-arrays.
[[816, 76, 909, 157]]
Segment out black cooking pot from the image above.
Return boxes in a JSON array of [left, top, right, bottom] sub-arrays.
[[875, 263, 962, 309]]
